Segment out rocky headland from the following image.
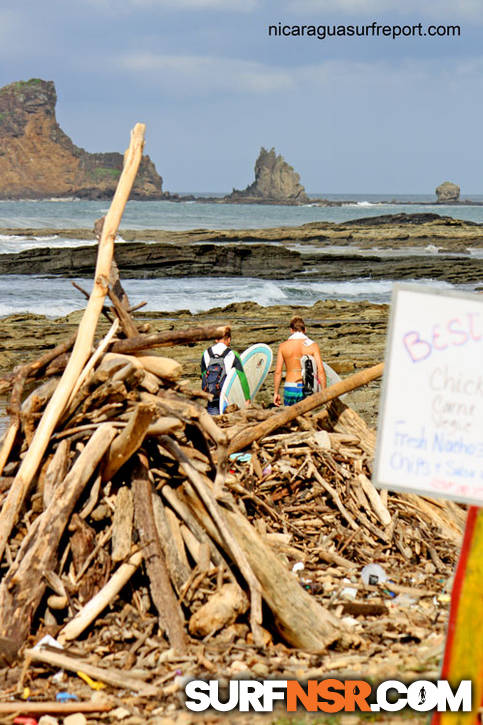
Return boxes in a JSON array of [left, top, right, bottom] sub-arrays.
[[0, 78, 480, 208], [0, 79, 164, 200]]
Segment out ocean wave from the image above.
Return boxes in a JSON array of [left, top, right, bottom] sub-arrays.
[[0, 233, 28, 242], [0, 275, 459, 318], [0, 236, 95, 254], [343, 201, 382, 208], [47, 197, 79, 202]]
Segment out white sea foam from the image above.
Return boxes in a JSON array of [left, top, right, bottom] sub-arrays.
[[0, 274, 461, 318], [343, 201, 379, 208], [0, 235, 95, 254], [0, 199, 481, 321], [47, 197, 78, 202]]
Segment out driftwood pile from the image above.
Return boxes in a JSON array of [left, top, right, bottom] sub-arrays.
[[0, 125, 465, 720]]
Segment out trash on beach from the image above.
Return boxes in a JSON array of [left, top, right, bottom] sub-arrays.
[[0, 123, 466, 715], [361, 563, 387, 586]]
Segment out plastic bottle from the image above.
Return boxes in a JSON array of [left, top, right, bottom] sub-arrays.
[[361, 563, 387, 586]]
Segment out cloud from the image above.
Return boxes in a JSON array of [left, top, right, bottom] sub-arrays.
[[285, 0, 481, 21], [118, 53, 293, 94], [115, 50, 483, 100], [144, 0, 258, 8], [87, 0, 259, 10]]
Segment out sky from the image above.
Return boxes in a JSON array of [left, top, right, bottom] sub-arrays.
[[0, 0, 481, 194]]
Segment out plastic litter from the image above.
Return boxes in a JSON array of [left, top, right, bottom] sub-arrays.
[[262, 464, 272, 476], [33, 634, 63, 651], [76, 671, 106, 690], [229, 452, 252, 463], [56, 692, 80, 702], [13, 719, 38, 725], [292, 562, 304, 573], [361, 563, 387, 586], [340, 586, 358, 600]]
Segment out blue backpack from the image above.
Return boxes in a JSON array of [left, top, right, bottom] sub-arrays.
[[202, 347, 230, 397]]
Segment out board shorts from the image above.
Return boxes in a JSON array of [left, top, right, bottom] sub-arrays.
[[284, 382, 304, 406]]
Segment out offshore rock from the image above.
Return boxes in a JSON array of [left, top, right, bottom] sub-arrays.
[[227, 147, 309, 204], [435, 181, 460, 203], [0, 78, 164, 200]]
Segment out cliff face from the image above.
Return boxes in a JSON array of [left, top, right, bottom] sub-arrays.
[[227, 147, 309, 204], [0, 79, 164, 200]]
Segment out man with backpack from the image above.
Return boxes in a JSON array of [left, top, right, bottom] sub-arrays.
[[201, 327, 250, 415], [273, 315, 326, 407]]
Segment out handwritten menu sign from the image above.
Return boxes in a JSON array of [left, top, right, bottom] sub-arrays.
[[374, 284, 483, 505]]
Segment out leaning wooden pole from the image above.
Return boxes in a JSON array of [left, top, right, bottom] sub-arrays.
[[110, 323, 231, 354], [228, 362, 384, 454], [0, 123, 146, 563]]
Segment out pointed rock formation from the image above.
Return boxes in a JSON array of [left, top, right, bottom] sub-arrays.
[[0, 78, 164, 200], [227, 147, 309, 204], [435, 181, 460, 203]]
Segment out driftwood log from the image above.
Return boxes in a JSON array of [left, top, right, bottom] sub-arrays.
[[0, 424, 117, 649], [228, 362, 384, 454], [132, 457, 187, 651], [110, 323, 230, 354], [178, 482, 344, 652], [0, 123, 146, 563]]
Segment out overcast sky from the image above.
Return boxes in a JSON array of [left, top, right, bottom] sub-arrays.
[[0, 0, 480, 194]]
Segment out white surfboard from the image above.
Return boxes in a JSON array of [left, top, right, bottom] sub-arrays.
[[219, 343, 273, 414], [323, 361, 342, 389], [310, 361, 346, 398]]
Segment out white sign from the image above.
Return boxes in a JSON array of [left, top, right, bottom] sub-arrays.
[[374, 283, 483, 505]]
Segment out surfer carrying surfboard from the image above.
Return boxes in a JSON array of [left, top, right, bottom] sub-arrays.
[[273, 316, 326, 407], [201, 327, 250, 415]]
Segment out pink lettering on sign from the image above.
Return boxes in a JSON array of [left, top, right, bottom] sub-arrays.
[[447, 318, 468, 346], [402, 313, 483, 363], [403, 331, 431, 362]]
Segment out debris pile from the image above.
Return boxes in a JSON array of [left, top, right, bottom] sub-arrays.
[[0, 125, 465, 721], [0, 364, 464, 715]]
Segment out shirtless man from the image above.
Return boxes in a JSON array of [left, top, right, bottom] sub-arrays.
[[273, 316, 326, 406]]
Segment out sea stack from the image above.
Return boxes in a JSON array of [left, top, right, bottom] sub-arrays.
[[227, 147, 309, 204], [0, 78, 164, 200], [435, 181, 460, 203]]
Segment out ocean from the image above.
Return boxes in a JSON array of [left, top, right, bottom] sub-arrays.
[[0, 195, 482, 317]]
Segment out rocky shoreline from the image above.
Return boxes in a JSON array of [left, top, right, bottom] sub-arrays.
[[0, 213, 482, 283], [2, 211, 482, 430], [0, 298, 388, 430]]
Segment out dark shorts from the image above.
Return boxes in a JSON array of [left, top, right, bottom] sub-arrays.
[[284, 383, 304, 406], [207, 401, 220, 416]]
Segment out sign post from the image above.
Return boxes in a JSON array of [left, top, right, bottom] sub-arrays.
[[373, 284, 483, 723]]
